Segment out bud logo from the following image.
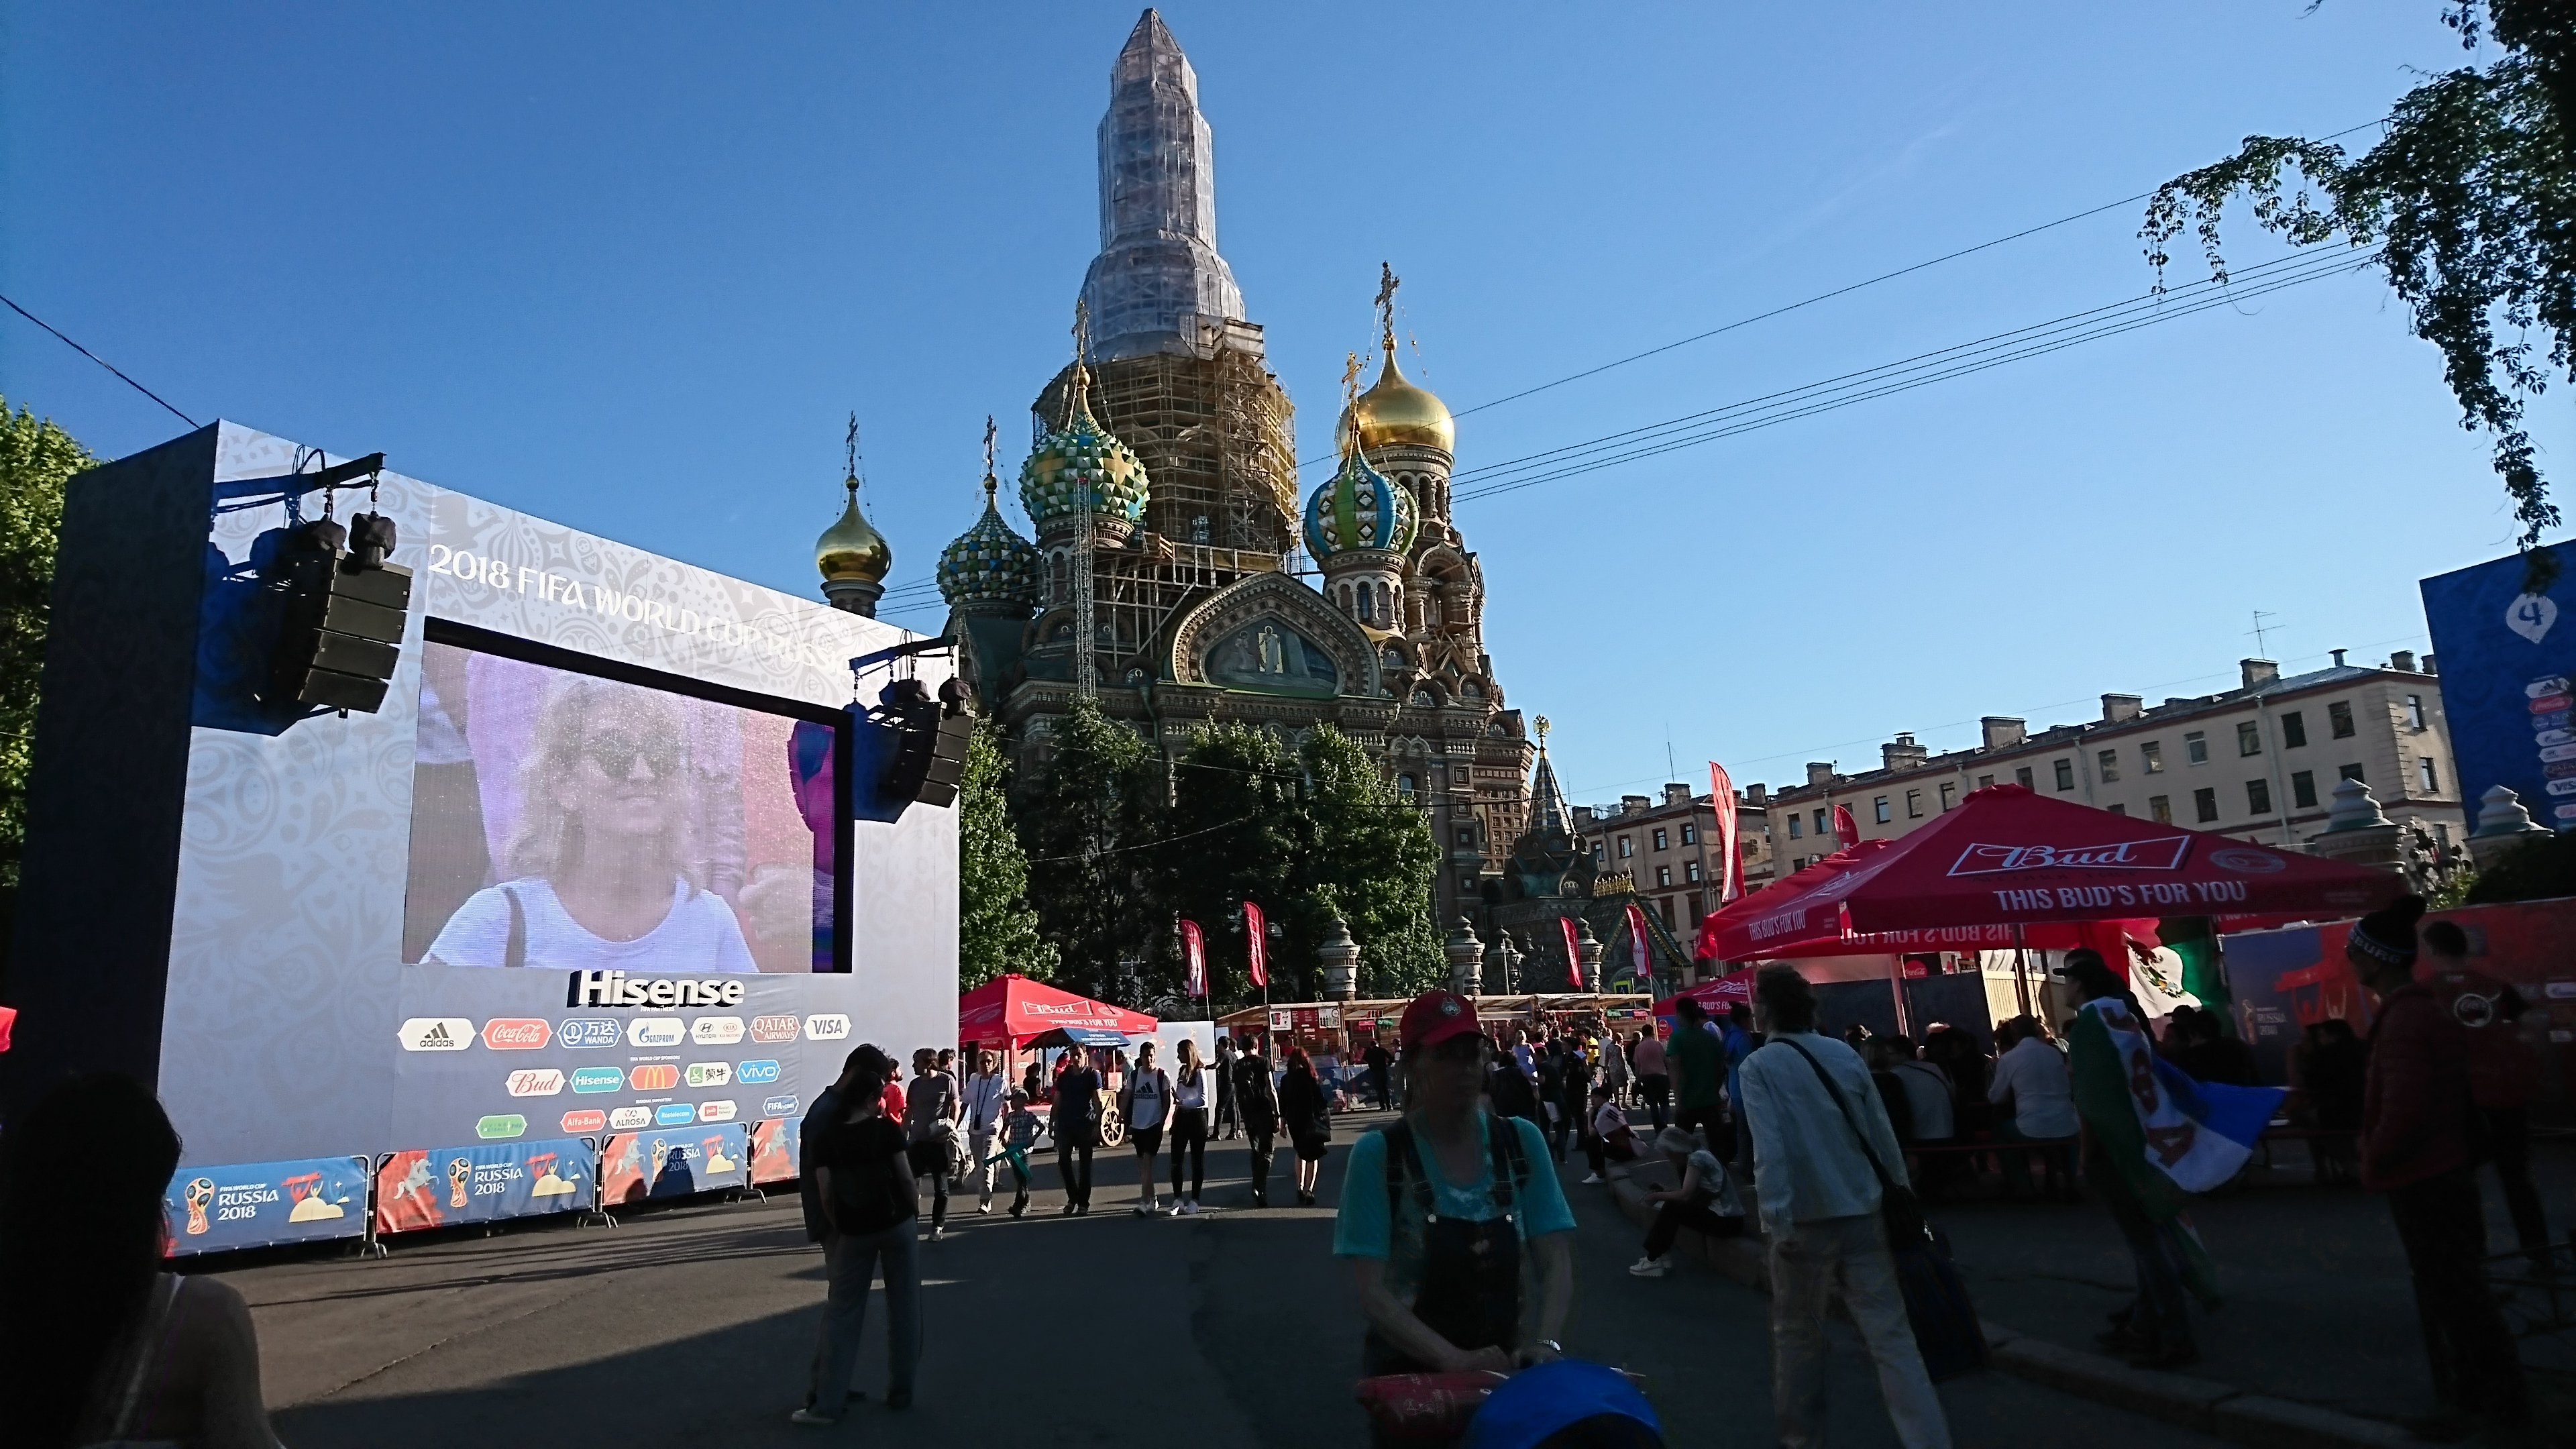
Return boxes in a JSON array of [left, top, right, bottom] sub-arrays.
[[804, 1013, 851, 1041], [627, 1017, 685, 1048], [629, 1064, 681, 1091], [570, 1066, 625, 1094], [654, 1103, 696, 1126], [476, 1114, 527, 1140], [750, 1014, 801, 1043], [698, 1099, 738, 1122], [566, 969, 747, 1010], [557, 1018, 622, 1049], [685, 1062, 733, 1088], [608, 1106, 652, 1130], [737, 1059, 782, 1085], [481, 1018, 551, 1051], [559, 1110, 606, 1134], [505, 1069, 566, 1097], [691, 1016, 745, 1046], [761, 1094, 799, 1118], [1945, 837, 2192, 877], [398, 1018, 474, 1052]]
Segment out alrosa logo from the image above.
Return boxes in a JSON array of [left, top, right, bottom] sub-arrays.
[[566, 970, 746, 1010], [506, 1069, 566, 1097], [684, 1063, 733, 1088], [804, 1014, 851, 1041], [629, 1064, 682, 1091], [1945, 837, 2192, 877], [608, 1106, 653, 1130], [750, 1014, 800, 1043], [398, 1018, 473, 1052], [560, 1110, 607, 1134], [482, 1019, 551, 1051], [627, 1018, 686, 1048], [691, 1016, 745, 1046]]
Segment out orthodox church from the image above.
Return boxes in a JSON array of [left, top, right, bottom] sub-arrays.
[[810, 11, 1539, 942]]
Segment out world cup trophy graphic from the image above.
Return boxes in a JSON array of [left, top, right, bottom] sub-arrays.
[[446, 1156, 472, 1210], [182, 1177, 215, 1236]]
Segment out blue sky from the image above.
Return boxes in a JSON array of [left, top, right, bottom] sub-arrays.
[[2, 3, 2546, 806]]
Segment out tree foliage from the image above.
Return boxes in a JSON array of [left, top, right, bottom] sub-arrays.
[[2463, 826, 2576, 904], [957, 721, 1055, 988], [1293, 726, 1443, 998], [1161, 723, 1305, 1001], [0, 400, 94, 990], [2145, 3, 2576, 577], [1012, 697, 1166, 1005]]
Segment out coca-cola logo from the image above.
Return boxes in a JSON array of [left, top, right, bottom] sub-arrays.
[[481, 1019, 551, 1050], [1945, 837, 2191, 877]]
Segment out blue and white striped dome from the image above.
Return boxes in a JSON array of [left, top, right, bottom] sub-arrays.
[[937, 492, 1040, 611], [1304, 450, 1417, 558]]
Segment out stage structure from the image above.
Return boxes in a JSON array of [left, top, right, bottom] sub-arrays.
[[5, 423, 958, 1252]]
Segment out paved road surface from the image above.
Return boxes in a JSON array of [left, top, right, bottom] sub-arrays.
[[223, 1110, 2222, 1446]]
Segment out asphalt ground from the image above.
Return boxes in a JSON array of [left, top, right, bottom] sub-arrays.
[[217, 1108, 2224, 1446]]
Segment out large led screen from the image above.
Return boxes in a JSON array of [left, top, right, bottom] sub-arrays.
[[400, 641, 839, 973]]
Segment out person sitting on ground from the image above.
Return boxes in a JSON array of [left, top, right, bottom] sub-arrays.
[[1629, 1124, 1750, 1278], [1337, 990, 1576, 1444], [1581, 1083, 1642, 1184], [0, 1074, 285, 1449]]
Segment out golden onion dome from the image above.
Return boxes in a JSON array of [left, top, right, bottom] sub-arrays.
[[815, 478, 892, 583], [1336, 338, 1454, 455]]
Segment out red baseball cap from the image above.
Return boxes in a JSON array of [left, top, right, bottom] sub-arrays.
[[1399, 990, 1482, 1052]]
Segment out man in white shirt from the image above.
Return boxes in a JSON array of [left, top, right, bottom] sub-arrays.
[[1737, 966, 1951, 1449], [960, 1049, 1010, 1214]]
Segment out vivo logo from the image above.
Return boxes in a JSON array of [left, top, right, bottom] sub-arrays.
[[566, 970, 747, 1010], [1945, 837, 2192, 877], [736, 1059, 782, 1085]]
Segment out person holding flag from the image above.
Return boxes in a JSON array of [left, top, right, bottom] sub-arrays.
[[2064, 949, 2283, 1370]]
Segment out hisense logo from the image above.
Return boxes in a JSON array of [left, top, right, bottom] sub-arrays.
[[566, 971, 747, 1009]]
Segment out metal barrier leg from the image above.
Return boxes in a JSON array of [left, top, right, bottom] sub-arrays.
[[575, 1134, 615, 1228], [358, 1155, 391, 1258]]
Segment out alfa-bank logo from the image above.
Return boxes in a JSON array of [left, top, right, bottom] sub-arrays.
[[1945, 837, 2192, 877]]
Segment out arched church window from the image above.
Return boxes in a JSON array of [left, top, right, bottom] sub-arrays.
[[1382, 646, 1405, 669], [1397, 773, 1417, 800], [1463, 682, 1484, 701], [1356, 586, 1375, 624], [1412, 688, 1436, 707]]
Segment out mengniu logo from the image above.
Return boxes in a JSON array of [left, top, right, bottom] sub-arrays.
[[653, 1103, 696, 1127], [181, 1177, 216, 1234], [1945, 837, 2192, 877], [481, 1019, 551, 1051], [608, 1106, 652, 1130], [761, 1094, 798, 1117], [505, 1069, 566, 1097], [737, 1059, 782, 1085], [684, 1063, 733, 1088], [629, 1064, 682, 1091], [627, 1017, 686, 1048], [749, 1014, 800, 1043], [476, 1115, 526, 1140], [398, 1018, 474, 1053], [698, 1099, 738, 1123], [557, 1018, 622, 1049], [691, 1016, 746, 1046], [570, 1066, 624, 1094], [559, 1109, 607, 1134], [804, 1014, 851, 1041]]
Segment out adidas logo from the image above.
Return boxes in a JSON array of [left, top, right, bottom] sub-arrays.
[[398, 1017, 474, 1052]]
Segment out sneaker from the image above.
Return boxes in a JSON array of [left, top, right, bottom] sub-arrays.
[[1061, 1203, 1077, 1217], [929, 1226, 947, 1242], [1179, 1198, 1199, 1216], [1134, 1201, 1154, 1216], [1167, 1200, 1184, 1216], [789, 1408, 838, 1426], [977, 1201, 992, 1215], [1628, 1255, 1670, 1277], [1010, 1199, 1027, 1218], [1580, 1173, 1605, 1185]]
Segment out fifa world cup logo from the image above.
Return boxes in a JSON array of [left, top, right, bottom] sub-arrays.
[[182, 1177, 215, 1236], [447, 1157, 472, 1210]]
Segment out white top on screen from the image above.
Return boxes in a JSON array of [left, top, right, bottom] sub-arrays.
[[423, 876, 757, 973]]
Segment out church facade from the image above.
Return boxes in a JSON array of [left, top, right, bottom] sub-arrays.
[[916, 11, 1536, 936]]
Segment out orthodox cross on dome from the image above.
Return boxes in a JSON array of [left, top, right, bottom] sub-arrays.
[[1339, 350, 1366, 462], [1536, 714, 1552, 747], [843, 412, 862, 502], [1376, 261, 1401, 349], [981, 415, 999, 502]]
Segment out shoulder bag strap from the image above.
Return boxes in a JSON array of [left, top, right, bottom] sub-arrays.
[[1774, 1038, 1901, 1201], [1488, 1112, 1525, 1220], [105, 1275, 184, 1439]]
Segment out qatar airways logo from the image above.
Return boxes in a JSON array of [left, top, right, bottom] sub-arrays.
[[565, 971, 747, 1009], [1945, 837, 2192, 877]]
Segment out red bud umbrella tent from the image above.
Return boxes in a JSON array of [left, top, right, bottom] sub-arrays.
[[957, 973, 1157, 1050], [1697, 838, 2155, 965]]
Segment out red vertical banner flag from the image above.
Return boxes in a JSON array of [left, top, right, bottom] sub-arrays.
[[1180, 920, 1207, 998], [1833, 803, 1859, 849], [1558, 914, 1583, 989], [1707, 762, 1743, 903], [1623, 902, 1652, 981], [1242, 902, 1268, 989]]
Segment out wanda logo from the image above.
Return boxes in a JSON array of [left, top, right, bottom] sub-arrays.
[[1945, 837, 2191, 877]]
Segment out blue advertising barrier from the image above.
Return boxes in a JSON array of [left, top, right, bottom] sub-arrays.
[[373, 1137, 596, 1234], [164, 1155, 371, 1256], [600, 1123, 750, 1205], [2421, 540, 2576, 831]]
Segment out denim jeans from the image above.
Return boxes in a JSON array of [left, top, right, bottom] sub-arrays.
[[1768, 1214, 1951, 1449], [806, 1224, 919, 1413]]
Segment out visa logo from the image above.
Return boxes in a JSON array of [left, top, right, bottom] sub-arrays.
[[804, 1014, 851, 1041], [653, 1104, 696, 1126], [570, 1066, 625, 1094], [736, 1059, 782, 1084]]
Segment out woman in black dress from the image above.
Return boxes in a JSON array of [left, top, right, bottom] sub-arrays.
[[1279, 1049, 1334, 1206]]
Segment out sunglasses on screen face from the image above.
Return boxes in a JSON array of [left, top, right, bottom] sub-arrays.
[[582, 731, 682, 779]]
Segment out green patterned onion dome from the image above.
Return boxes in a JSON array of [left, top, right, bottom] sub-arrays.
[[937, 490, 1040, 609], [1304, 448, 1417, 557], [1019, 366, 1148, 527]]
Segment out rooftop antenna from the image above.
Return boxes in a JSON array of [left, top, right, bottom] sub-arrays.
[[2247, 609, 2279, 657]]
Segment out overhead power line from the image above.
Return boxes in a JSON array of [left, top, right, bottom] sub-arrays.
[[0, 292, 199, 428]]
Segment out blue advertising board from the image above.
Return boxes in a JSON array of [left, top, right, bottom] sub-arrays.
[[164, 1155, 370, 1255], [374, 1137, 595, 1234], [600, 1123, 750, 1205], [2422, 541, 2576, 830]]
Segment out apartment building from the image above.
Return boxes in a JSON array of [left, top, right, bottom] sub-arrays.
[[1760, 653, 2459, 867], [1572, 785, 1778, 939]]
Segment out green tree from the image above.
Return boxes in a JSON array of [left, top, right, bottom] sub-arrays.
[[0, 399, 94, 993], [957, 722, 1056, 988], [1014, 696, 1165, 1005], [1294, 725, 1443, 998], [2145, 2, 2576, 578], [1162, 724, 1304, 1000]]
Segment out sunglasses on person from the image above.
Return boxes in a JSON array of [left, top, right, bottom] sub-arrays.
[[1425, 1033, 1488, 1064], [582, 731, 681, 779]]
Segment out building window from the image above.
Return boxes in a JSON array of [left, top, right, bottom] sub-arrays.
[[2238, 721, 2263, 757], [1813, 808, 1829, 834], [1590, 844, 1603, 863], [1873, 796, 1892, 823], [2406, 694, 2426, 730], [2053, 759, 2076, 791], [2247, 777, 2273, 815], [2328, 701, 2355, 739], [1939, 782, 1957, 810], [1786, 815, 1803, 839], [2108, 803, 2127, 815], [1978, 774, 1994, 790], [1905, 789, 1923, 818], [2418, 757, 2438, 792], [1656, 865, 1672, 886], [1397, 773, 1417, 800], [1658, 898, 1675, 928], [1457, 825, 1477, 849], [2098, 748, 2119, 783], [2186, 731, 2208, 764], [1684, 859, 1702, 882], [2149, 794, 2172, 823], [2292, 770, 2317, 808], [1680, 822, 1697, 845], [1790, 856, 1805, 871], [2015, 766, 2033, 789], [1460, 875, 1477, 894], [2341, 763, 2365, 784], [2193, 787, 2219, 823], [1652, 828, 1668, 851], [2141, 741, 2163, 773], [2282, 710, 2307, 748], [1617, 836, 1632, 858]]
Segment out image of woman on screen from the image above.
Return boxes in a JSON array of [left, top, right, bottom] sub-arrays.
[[421, 673, 757, 973]]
